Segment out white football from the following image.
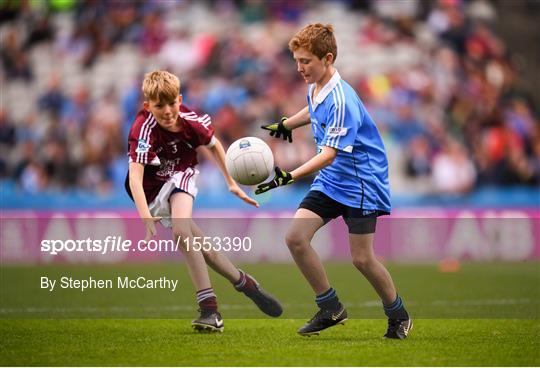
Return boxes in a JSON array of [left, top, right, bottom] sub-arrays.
[[225, 137, 274, 185]]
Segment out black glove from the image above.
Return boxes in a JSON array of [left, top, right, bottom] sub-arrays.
[[261, 117, 293, 143], [255, 167, 294, 195]]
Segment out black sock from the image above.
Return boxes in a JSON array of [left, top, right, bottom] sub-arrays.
[[383, 294, 409, 320], [315, 287, 341, 310]]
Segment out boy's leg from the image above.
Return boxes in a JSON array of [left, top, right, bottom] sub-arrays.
[[349, 233, 397, 304], [286, 208, 347, 335], [190, 220, 282, 317], [348, 232, 412, 339], [170, 193, 212, 291], [286, 208, 329, 294], [189, 220, 240, 282], [170, 192, 222, 332]]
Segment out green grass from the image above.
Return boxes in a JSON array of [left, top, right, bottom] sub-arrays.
[[1, 262, 539, 365], [1, 319, 538, 366]]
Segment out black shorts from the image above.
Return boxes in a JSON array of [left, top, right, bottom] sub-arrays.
[[298, 190, 388, 234]]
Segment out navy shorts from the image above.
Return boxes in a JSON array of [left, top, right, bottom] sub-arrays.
[[298, 190, 388, 234]]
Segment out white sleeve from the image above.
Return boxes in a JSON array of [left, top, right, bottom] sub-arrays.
[[205, 136, 217, 149]]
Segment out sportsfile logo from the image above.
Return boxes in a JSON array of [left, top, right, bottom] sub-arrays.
[[327, 127, 348, 137], [40, 235, 253, 255]]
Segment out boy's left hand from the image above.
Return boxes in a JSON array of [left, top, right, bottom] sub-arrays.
[[229, 183, 259, 207]]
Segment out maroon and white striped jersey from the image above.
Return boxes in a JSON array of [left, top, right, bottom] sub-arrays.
[[126, 105, 214, 204]]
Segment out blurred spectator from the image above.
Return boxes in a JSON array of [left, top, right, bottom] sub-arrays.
[[505, 98, 536, 141], [0, 109, 16, 177], [405, 136, 432, 178], [1, 27, 33, 81], [61, 87, 92, 136], [530, 134, 540, 184], [240, 0, 269, 23], [139, 10, 167, 54], [24, 13, 54, 49], [467, 0, 497, 24], [38, 73, 67, 119], [0, 109, 16, 148], [20, 161, 48, 193], [42, 140, 78, 189], [15, 113, 47, 145], [158, 30, 199, 74], [432, 140, 476, 194]]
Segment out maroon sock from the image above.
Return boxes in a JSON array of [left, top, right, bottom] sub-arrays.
[[196, 288, 218, 312], [234, 269, 258, 293]]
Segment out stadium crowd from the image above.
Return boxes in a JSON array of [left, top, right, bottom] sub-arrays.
[[1, 0, 538, 197]]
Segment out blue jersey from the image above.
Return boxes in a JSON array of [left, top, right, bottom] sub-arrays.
[[307, 71, 391, 213]]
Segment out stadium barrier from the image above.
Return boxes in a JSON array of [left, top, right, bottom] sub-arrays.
[[1, 209, 538, 264]]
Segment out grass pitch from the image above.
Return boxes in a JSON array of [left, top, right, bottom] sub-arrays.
[[1, 319, 539, 366], [1, 262, 539, 366]]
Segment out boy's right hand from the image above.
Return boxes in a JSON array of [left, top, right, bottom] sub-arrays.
[[255, 167, 294, 195], [261, 117, 292, 143], [143, 217, 162, 242]]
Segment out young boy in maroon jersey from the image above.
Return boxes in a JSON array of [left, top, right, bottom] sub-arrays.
[[126, 70, 282, 332]]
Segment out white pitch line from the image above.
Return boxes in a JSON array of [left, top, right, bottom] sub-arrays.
[[0, 298, 535, 315]]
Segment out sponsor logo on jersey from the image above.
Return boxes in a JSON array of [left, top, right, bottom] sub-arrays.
[[327, 127, 348, 137], [136, 139, 151, 153]]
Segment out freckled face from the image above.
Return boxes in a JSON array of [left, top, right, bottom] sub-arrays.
[[144, 95, 182, 132], [293, 47, 330, 85]]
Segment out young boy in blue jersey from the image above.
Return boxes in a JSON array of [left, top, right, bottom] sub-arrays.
[[257, 23, 412, 338]]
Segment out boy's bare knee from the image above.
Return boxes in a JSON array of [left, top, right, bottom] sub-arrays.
[[352, 255, 374, 271], [285, 230, 309, 252], [173, 229, 193, 245], [202, 249, 217, 263]]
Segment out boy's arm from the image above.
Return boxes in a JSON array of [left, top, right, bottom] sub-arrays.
[[255, 146, 337, 194], [255, 146, 336, 195], [282, 106, 311, 130], [128, 162, 161, 240], [206, 137, 259, 208], [261, 106, 310, 143], [290, 146, 336, 180]]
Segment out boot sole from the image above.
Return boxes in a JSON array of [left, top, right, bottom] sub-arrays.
[[297, 318, 348, 336], [191, 323, 224, 333]]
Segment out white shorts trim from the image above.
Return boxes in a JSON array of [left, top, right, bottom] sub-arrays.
[[148, 168, 199, 228]]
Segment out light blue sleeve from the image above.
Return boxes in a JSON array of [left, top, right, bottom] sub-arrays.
[[322, 86, 360, 153]]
